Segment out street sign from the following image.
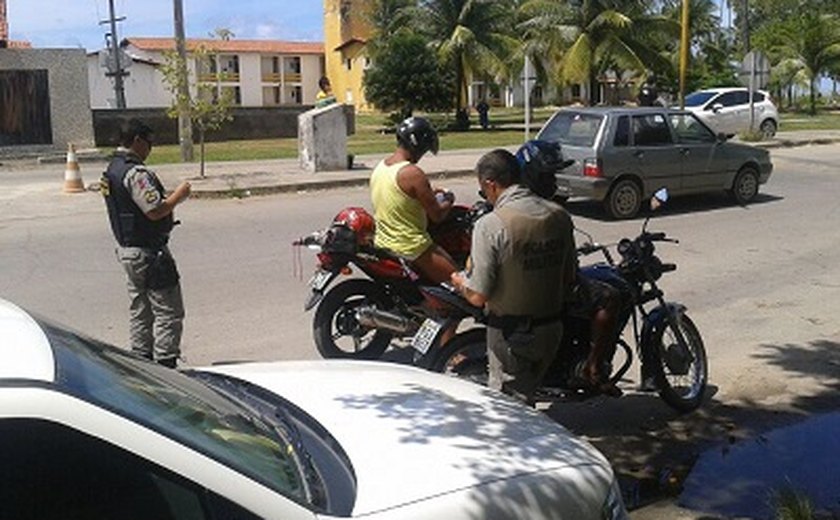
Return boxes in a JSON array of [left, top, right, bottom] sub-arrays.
[[739, 51, 771, 89]]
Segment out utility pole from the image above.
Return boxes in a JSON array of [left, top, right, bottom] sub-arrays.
[[174, 0, 194, 162], [743, 0, 750, 53], [678, 0, 690, 108], [100, 0, 127, 108]]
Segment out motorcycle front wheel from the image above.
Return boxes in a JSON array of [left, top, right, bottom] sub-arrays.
[[651, 312, 708, 412], [431, 328, 489, 385], [313, 279, 394, 360]]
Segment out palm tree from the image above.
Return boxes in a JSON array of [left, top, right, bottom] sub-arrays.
[[418, 0, 519, 128], [519, 0, 676, 105], [761, 13, 840, 114], [365, 0, 416, 55]]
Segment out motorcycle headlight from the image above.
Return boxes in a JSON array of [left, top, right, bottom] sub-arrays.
[[602, 477, 629, 520]]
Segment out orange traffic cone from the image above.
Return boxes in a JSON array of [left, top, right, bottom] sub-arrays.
[[63, 143, 85, 193]]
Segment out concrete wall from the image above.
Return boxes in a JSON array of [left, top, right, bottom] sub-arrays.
[[239, 54, 262, 107], [93, 104, 355, 146], [89, 48, 325, 109], [298, 103, 348, 173], [0, 48, 95, 154], [88, 55, 170, 109]]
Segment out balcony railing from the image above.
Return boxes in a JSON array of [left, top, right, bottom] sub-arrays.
[[260, 72, 302, 84], [198, 72, 240, 83], [261, 73, 283, 83]]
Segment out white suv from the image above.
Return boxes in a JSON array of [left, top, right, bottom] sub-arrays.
[[683, 87, 779, 138]]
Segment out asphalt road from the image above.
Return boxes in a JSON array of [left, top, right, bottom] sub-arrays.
[[2, 144, 839, 514]]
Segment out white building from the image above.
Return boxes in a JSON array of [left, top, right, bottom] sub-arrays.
[[88, 37, 325, 109]]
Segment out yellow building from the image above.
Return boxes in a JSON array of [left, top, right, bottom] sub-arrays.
[[323, 0, 373, 111]]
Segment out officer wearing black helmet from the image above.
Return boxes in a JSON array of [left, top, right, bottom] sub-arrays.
[[101, 119, 191, 368], [369, 116, 457, 284]]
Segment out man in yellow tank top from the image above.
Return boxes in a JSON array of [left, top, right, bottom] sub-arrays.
[[369, 117, 457, 284]]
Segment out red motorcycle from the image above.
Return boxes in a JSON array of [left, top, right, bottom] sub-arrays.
[[293, 202, 490, 364]]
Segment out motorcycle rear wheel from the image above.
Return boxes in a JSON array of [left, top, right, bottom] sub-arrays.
[[313, 279, 394, 360], [431, 328, 489, 385], [650, 312, 708, 412]]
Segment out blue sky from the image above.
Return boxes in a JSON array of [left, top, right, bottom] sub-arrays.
[[7, 0, 324, 51], [10, 1, 738, 52]]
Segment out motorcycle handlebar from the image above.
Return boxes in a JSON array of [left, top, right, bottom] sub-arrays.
[[576, 243, 604, 256], [644, 232, 679, 244]]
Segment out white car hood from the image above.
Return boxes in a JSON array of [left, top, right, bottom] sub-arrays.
[[201, 360, 610, 516]]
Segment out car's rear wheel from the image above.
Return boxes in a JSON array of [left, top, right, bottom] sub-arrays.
[[759, 119, 777, 139], [604, 179, 642, 219], [731, 166, 759, 205]]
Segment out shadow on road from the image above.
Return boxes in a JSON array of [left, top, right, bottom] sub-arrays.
[[542, 338, 840, 512], [564, 192, 784, 222]]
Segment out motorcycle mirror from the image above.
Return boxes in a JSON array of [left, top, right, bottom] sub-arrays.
[[652, 188, 669, 210], [643, 188, 669, 232]]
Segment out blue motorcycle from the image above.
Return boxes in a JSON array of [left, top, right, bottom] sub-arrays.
[[429, 190, 708, 412]]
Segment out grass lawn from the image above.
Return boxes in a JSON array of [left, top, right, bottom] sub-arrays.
[[779, 110, 840, 131], [146, 106, 840, 166]]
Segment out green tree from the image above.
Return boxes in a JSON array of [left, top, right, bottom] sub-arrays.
[[160, 46, 234, 178], [756, 13, 840, 114], [655, 0, 736, 96], [418, 0, 519, 128], [519, 0, 676, 105], [363, 31, 455, 119], [365, 0, 416, 55]]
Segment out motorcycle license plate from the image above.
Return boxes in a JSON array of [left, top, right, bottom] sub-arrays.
[[308, 270, 331, 291], [412, 319, 443, 355]]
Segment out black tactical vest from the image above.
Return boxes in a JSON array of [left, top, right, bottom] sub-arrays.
[[101, 152, 173, 248]]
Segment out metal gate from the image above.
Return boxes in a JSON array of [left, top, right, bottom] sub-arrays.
[[0, 69, 53, 146]]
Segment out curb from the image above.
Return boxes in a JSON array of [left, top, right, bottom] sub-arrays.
[[756, 137, 840, 149], [188, 168, 476, 199]]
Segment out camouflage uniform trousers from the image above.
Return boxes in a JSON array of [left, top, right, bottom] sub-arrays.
[[116, 245, 184, 365], [487, 321, 563, 403]]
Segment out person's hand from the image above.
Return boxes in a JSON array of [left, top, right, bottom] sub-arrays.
[[175, 181, 191, 203], [435, 188, 455, 205], [450, 270, 466, 290]]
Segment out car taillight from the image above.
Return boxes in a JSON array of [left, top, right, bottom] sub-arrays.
[[584, 158, 602, 178]]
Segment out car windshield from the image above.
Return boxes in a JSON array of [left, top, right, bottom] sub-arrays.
[[684, 91, 718, 107], [537, 111, 604, 147], [44, 322, 310, 504]]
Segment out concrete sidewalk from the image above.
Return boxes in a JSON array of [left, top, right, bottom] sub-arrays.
[[150, 129, 840, 199], [151, 148, 489, 199], [2, 129, 839, 199]]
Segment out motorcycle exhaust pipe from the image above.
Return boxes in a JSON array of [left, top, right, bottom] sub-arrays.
[[355, 306, 417, 335]]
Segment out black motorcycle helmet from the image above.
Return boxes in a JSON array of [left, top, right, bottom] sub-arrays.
[[516, 139, 571, 200], [396, 116, 439, 160]]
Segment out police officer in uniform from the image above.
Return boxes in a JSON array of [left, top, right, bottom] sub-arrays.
[[451, 149, 576, 403], [101, 119, 191, 368]]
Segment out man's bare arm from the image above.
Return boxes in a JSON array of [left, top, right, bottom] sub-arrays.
[[451, 271, 488, 307], [146, 181, 192, 221], [397, 165, 452, 223]]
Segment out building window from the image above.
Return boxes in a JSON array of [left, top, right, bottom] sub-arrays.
[[263, 86, 281, 106], [285, 85, 302, 105], [346, 58, 352, 71], [221, 86, 241, 106]]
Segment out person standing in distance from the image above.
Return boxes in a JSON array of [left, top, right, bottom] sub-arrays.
[[451, 149, 576, 403], [370, 116, 456, 284], [101, 119, 191, 368]]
